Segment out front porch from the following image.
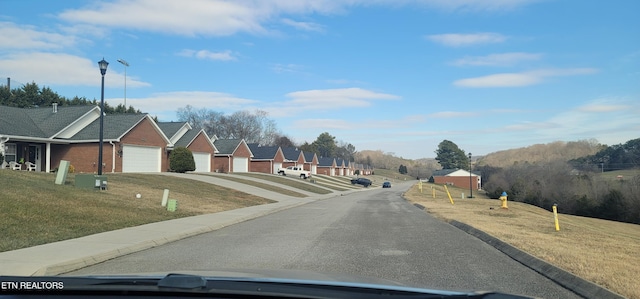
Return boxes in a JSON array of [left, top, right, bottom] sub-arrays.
[[1, 140, 53, 172]]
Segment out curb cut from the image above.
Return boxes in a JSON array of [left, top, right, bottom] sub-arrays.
[[449, 220, 626, 299]]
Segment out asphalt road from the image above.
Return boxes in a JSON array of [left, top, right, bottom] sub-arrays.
[[66, 184, 580, 298]]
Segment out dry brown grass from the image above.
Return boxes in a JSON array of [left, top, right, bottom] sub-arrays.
[[1, 171, 273, 252], [405, 183, 640, 299]]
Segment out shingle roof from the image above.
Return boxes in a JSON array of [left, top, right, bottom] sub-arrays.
[[317, 156, 335, 167], [174, 128, 200, 147], [247, 143, 279, 160], [432, 169, 458, 176], [157, 122, 188, 140], [0, 105, 96, 138], [303, 152, 316, 163], [69, 114, 148, 140], [280, 147, 302, 161], [213, 139, 242, 155]]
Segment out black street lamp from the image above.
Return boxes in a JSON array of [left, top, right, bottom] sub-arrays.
[[98, 58, 109, 175], [468, 152, 473, 198]]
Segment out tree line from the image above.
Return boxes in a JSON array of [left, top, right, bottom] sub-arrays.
[[177, 105, 358, 163], [0, 82, 140, 114], [478, 138, 640, 224]]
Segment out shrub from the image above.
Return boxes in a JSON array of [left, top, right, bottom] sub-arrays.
[[170, 147, 196, 173]]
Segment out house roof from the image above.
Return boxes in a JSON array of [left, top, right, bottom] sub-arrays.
[[173, 128, 200, 147], [69, 114, 149, 140], [247, 143, 279, 160], [303, 152, 317, 163], [157, 122, 190, 140], [317, 156, 335, 167], [213, 139, 243, 155], [281, 147, 302, 161], [0, 105, 96, 138], [433, 169, 481, 177]]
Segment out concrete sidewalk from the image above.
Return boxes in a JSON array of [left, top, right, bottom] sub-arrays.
[[0, 173, 363, 276]]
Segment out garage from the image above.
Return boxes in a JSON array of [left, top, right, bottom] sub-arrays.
[[311, 165, 317, 175], [122, 145, 161, 173], [192, 152, 211, 172], [273, 162, 282, 174], [232, 157, 249, 173]]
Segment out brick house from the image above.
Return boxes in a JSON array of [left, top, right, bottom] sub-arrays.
[[280, 147, 305, 168], [212, 138, 253, 173], [302, 152, 318, 175], [0, 105, 177, 173], [247, 143, 285, 174], [159, 122, 217, 172], [432, 169, 481, 190], [317, 156, 336, 176]]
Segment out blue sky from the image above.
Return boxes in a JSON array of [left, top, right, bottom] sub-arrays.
[[1, 0, 638, 159]]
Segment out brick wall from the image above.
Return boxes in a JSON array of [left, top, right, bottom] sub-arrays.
[[434, 176, 480, 190], [250, 160, 272, 174]]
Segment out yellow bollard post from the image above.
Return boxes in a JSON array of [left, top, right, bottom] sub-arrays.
[[553, 204, 560, 231], [499, 191, 508, 209], [444, 185, 454, 205], [419, 181, 423, 193], [432, 187, 435, 199]]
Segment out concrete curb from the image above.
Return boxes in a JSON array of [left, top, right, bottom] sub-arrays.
[[449, 220, 626, 299], [45, 200, 313, 276]]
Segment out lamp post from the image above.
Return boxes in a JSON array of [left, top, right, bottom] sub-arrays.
[[117, 59, 129, 109], [468, 152, 473, 198], [98, 58, 109, 175]]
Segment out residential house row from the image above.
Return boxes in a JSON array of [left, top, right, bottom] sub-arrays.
[[0, 105, 373, 176]]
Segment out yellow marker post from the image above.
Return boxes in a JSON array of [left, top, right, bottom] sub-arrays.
[[443, 185, 454, 205], [432, 187, 435, 199], [419, 181, 423, 193], [552, 204, 560, 231]]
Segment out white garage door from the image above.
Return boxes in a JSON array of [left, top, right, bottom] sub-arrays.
[[233, 157, 248, 173], [273, 162, 282, 174], [123, 145, 161, 173], [311, 165, 317, 175], [192, 152, 211, 172]]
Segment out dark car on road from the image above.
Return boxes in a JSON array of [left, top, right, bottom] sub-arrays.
[[350, 177, 372, 187], [382, 181, 391, 188]]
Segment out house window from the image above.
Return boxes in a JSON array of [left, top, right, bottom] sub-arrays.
[[4, 143, 17, 162]]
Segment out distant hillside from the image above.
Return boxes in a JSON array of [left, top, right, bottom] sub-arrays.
[[355, 150, 439, 178], [476, 140, 604, 168]]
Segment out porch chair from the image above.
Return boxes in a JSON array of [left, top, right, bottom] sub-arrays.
[[25, 161, 37, 171], [9, 161, 21, 170]]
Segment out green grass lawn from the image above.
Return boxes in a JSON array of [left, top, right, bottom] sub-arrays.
[[0, 171, 272, 252]]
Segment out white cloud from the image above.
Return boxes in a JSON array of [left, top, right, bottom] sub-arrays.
[[426, 32, 507, 47], [281, 18, 325, 32], [290, 114, 426, 130], [0, 22, 78, 50], [109, 91, 259, 117], [265, 87, 400, 117], [452, 52, 543, 67], [454, 68, 598, 88], [272, 63, 306, 74], [177, 49, 237, 61], [56, 1, 539, 37], [574, 97, 632, 113], [428, 111, 480, 118], [0, 52, 150, 88]]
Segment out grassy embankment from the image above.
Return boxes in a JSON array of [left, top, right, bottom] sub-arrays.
[[405, 182, 639, 299], [0, 171, 273, 252]]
